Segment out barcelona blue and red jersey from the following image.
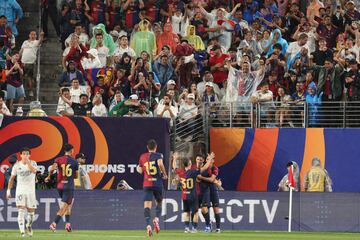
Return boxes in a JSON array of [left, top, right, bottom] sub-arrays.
[[139, 152, 164, 188], [55, 156, 79, 190], [89, 1, 106, 24], [179, 169, 200, 201], [200, 165, 219, 192]]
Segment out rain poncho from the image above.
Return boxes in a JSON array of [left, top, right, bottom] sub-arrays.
[[130, 19, 157, 59], [183, 25, 205, 51], [90, 23, 116, 56], [278, 161, 300, 192], [225, 65, 265, 103], [306, 82, 322, 126], [266, 29, 288, 57], [156, 22, 180, 54]]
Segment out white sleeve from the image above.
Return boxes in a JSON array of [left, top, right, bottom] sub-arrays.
[[11, 164, 17, 176]]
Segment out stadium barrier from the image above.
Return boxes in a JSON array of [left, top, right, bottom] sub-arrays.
[[0, 116, 170, 189], [0, 190, 359, 231]]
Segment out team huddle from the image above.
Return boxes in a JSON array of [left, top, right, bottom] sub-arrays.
[[6, 140, 222, 237], [137, 140, 223, 236]]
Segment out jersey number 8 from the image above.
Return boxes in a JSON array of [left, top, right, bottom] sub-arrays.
[[180, 178, 194, 190], [60, 164, 73, 177], [144, 161, 157, 176]]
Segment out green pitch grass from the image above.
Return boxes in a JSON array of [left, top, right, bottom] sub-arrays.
[[1, 230, 360, 240]]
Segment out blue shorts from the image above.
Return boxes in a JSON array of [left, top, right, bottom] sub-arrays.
[[58, 189, 74, 205], [143, 187, 163, 202], [201, 186, 220, 208], [183, 199, 198, 213], [6, 84, 25, 100]]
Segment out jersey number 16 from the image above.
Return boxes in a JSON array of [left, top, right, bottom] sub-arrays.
[[60, 164, 73, 177]]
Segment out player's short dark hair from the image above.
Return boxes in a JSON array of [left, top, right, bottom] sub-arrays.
[[182, 158, 191, 168], [147, 139, 157, 151], [0, 15, 7, 19], [20, 147, 31, 154], [95, 33, 103, 37], [195, 154, 205, 159], [63, 143, 74, 153]]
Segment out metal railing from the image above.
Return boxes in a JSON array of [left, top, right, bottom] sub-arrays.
[[36, 0, 42, 101]]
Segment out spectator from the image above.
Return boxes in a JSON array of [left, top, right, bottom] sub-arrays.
[[156, 22, 180, 55], [345, 59, 360, 101], [267, 29, 288, 57], [251, 81, 275, 126], [74, 153, 92, 190], [197, 71, 221, 98], [85, 0, 107, 31], [286, 33, 309, 70], [209, 44, 229, 88], [65, 23, 89, 48], [92, 33, 110, 67], [0, 89, 11, 115], [59, 3, 74, 49], [59, 61, 85, 87], [81, 48, 103, 70], [311, 38, 333, 66], [316, 15, 339, 49], [69, 78, 88, 103], [152, 54, 176, 87], [109, 94, 140, 117], [27, 100, 47, 117], [90, 23, 116, 56], [5, 51, 24, 113], [41, 0, 60, 40], [238, 30, 261, 61], [91, 93, 108, 117], [0, 15, 14, 49], [109, 68, 131, 99], [130, 19, 156, 59], [156, 93, 178, 125], [275, 86, 291, 127], [70, 0, 88, 31], [0, 0, 23, 36], [116, 180, 134, 190], [170, 6, 188, 38], [183, 25, 205, 51], [109, 91, 124, 112], [113, 35, 136, 59], [132, 100, 153, 117], [278, 161, 300, 192], [60, 93, 93, 116], [116, 52, 132, 74], [304, 157, 333, 192], [20, 30, 44, 97], [306, 82, 322, 126], [56, 87, 74, 116], [63, 35, 88, 73]]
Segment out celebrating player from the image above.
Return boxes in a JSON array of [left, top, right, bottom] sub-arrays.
[[198, 152, 223, 233], [173, 153, 214, 233], [45, 143, 79, 232], [137, 139, 168, 237], [6, 147, 38, 237]]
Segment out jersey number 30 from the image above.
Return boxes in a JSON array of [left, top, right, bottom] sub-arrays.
[[60, 164, 73, 177], [144, 161, 157, 175], [180, 178, 194, 190]]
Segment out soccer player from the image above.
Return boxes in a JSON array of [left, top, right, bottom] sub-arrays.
[[137, 139, 168, 237], [198, 152, 223, 233], [6, 147, 38, 237], [45, 143, 79, 232], [173, 154, 214, 233]]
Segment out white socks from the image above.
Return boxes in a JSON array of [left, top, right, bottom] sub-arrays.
[[27, 212, 35, 227], [18, 209, 25, 234]]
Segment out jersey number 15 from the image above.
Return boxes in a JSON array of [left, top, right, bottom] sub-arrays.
[[144, 161, 158, 176]]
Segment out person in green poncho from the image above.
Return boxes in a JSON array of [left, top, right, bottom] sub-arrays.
[[183, 25, 205, 51], [90, 23, 117, 56], [130, 19, 157, 60], [109, 94, 140, 117]]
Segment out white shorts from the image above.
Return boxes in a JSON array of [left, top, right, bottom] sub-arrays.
[[15, 192, 37, 209]]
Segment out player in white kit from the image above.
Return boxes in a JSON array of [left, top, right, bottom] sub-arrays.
[[6, 147, 38, 237]]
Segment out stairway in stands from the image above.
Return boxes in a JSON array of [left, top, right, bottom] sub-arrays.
[[18, 0, 62, 105]]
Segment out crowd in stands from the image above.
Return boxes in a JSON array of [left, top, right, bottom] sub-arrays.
[[1, 0, 360, 127]]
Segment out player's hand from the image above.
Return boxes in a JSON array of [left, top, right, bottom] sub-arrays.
[[162, 174, 168, 180], [6, 189, 11, 200]]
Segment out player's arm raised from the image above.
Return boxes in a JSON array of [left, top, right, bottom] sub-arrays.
[[157, 158, 168, 180], [45, 162, 58, 182], [200, 153, 215, 173]]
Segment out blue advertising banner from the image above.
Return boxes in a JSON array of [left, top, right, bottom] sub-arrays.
[[0, 116, 170, 189], [0, 190, 359, 231]]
